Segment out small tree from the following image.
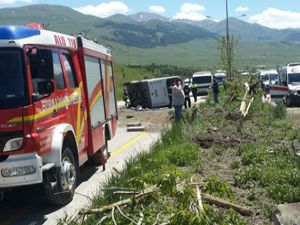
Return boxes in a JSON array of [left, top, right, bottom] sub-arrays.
[[217, 35, 239, 79]]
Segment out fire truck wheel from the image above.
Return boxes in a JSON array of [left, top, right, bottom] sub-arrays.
[[92, 140, 109, 166], [45, 146, 78, 205]]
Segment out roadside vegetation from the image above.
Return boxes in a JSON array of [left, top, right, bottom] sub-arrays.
[[61, 81, 300, 224], [113, 64, 149, 100]]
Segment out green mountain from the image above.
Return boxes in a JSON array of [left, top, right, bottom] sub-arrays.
[[198, 17, 300, 42], [95, 19, 216, 48], [0, 4, 109, 42], [1, 4, 300, 68], [129, 12, 169, 22], [107, 14, 137, 24]]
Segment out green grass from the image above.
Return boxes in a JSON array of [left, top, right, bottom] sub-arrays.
[[60, 123, 247, 225], [113, 63, 150, 100], [112, 39, 300, 69], [61, 77, 300, 225]]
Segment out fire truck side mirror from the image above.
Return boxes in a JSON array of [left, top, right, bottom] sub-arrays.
[[37, 80, 54, 95]]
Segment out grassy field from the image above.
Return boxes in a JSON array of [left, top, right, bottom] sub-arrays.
[[61, 84, 300, 225], [111, 39, 300, 69], [113, 64, 151, 100], [113, 39, 300, 100]]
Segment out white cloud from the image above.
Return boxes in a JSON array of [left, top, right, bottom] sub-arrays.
[[173, 3, 206, 21], [250, 8, 300, 29], [149, 5, 166, 14], [75, 1, 129, 18], [236, 6, 249, 13], [0, 0, 32, 4]]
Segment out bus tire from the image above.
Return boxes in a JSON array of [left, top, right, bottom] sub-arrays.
[[45, 146, 77, 205]]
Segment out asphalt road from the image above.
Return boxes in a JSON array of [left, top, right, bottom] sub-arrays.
[[0, 126, 160, 225]]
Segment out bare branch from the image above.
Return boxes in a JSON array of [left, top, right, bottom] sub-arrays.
[[112, 207, 117, 225], [96, 215, 111, 225], [113, 191, 140, 195], [137, 212, 144, 225], [115, 204, 138, 225], [201, 193, 254, 216], [79, 186, 157, 215], [196, 186, 203, 213]]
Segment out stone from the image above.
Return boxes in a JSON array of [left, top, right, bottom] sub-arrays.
[[272, 202, 300, 225], [127, 126, 146, 132], [127, 122, 142, 127]]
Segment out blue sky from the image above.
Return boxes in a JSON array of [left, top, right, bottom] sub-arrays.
[[1, 0, 300, 29]]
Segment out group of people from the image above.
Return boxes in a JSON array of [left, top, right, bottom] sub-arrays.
[[169, 77, 219, 122]]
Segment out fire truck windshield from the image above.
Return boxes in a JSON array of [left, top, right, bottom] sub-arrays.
[[0, 49, 26, 108]]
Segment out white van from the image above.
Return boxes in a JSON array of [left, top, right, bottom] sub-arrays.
[[270, 63, 300, 106], [214, 72, 226, 85], [192, 71, 213, 95], [258, 69, 279, 87]]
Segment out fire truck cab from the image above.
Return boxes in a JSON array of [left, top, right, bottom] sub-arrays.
[[0, 24, 117, 205]]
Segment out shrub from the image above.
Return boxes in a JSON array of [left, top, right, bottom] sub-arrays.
[[202, 175, 235, 200], [270, 103, 286, 119], [166, 142, 201, 169]]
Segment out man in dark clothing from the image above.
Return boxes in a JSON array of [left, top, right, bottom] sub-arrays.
[[191, 84, 197, 102], [123, 88, 129, 107], [168, 80, 175, 108], [211, 77, 219, 104], [183, 84, 191, 109]]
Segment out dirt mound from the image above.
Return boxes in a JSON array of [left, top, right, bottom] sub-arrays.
[[193, 133, 256, 149]]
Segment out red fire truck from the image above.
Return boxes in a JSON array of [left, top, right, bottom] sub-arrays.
[[0, 24, 118, 205]]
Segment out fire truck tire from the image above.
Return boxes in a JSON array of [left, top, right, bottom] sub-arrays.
[[92, 140, 109, 166], [45, 146, 78, 205]]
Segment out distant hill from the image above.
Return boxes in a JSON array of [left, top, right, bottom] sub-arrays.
[[2, 4, 300, 44], [174, 19, 218, 28], [197, 17, 300, 42], [1, 4, 300, 68], [0, 4, 106, 39], [129, 12, 169, 22], [107, 13, 137, 24], [95, 19, 216, 48]]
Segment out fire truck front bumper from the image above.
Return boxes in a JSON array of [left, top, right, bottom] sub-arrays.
[[0, 153, 43, 188]]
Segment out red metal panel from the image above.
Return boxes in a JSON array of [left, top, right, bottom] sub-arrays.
[[91, 126, 104, 154]]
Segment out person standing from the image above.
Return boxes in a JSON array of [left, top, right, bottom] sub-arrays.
[[172, 80, 185, 122], [123, 87, 129, 107], [183, 84, 191, 109], [211, 77, 219, 104], [168, 80, 175, 109], [191, 83, 197, 102]]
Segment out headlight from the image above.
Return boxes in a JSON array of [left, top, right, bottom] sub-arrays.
[[3, 137, 23, 152], [1, 165, 36, 177]]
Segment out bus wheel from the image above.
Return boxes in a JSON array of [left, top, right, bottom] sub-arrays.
[[45, 146, 77, 205]]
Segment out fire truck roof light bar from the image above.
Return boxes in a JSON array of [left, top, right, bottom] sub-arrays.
[[0, 26, 40, 40]]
